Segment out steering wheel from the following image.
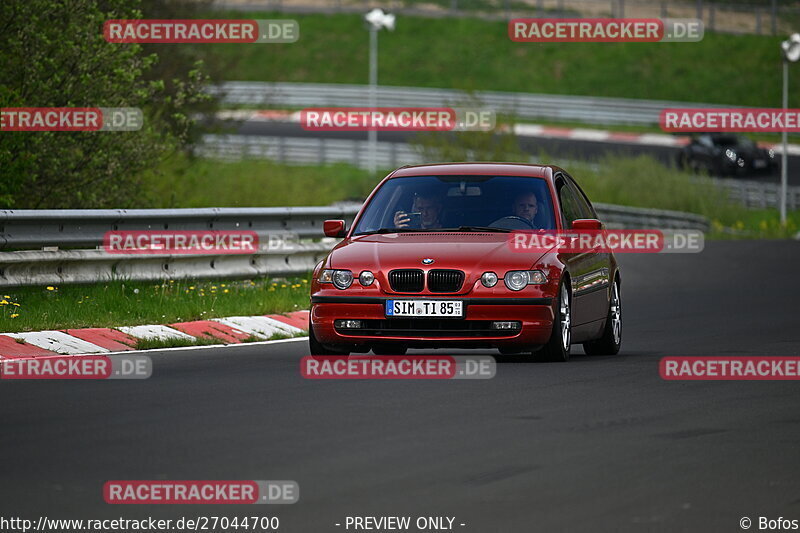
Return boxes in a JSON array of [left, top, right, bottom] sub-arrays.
[[489, 215, 535, 230]]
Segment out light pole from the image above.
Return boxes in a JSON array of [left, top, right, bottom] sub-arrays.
[[364, 8, 395, 175], [779, 33, 800, 225]]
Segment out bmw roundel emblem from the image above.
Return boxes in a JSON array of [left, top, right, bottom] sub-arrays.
[[422, 258, 435, 265]]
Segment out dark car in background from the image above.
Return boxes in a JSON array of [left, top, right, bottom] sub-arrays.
[[677, 133, 778, 177]]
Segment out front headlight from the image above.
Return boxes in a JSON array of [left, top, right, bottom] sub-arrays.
[[319, 269, 354, 289], [725, 149, 737, 162], [504, 270, 547, 291]]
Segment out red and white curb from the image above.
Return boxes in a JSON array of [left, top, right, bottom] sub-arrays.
[[0, 311, 309, 360], [216, 109, 800, 156]]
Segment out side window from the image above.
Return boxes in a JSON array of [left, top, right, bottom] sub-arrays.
[[556, 177, 584, 227], [566, 177, 596, 219]]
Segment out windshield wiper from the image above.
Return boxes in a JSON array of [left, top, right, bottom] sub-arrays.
[[448, 226, 513, 233], [354, 228, 437, 236]]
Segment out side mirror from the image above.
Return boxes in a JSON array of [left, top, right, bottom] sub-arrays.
[[323, 219, 347, 238], [571, 219, 602, 231]]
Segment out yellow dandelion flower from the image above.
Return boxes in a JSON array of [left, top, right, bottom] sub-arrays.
[[223, 289, 229, 293], [302, 280, 308, 283], [0, 300, 7, 305], [46, 286, 55, 291], [10, 313, 19, 318], [12, 303, 20, 307], [281, 284, 287, 288], [189, 286, 195, 290], [211, 285, 217, 289], [3, 295, 9, 298], [220, 284, 226, 287]]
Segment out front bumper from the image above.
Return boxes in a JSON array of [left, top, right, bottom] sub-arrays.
[[311, 295, 555, 349]]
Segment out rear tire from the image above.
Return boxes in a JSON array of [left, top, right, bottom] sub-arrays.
[[308, 323, 350, 356], [583, 278, 622, 356], [533, 282, 571, 362]]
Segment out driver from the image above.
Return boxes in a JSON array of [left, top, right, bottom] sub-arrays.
[[393, 193, 443, 229], [512, 191, 539, 227]]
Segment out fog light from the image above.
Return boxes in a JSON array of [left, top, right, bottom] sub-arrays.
[[359, 270, 375, 286], [491, 321, 521, 330], [335, 319, 362, 329], [481, 271, 498, 288]]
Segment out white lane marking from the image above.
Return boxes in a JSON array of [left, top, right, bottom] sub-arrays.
[[212, 316, 288, 339], [4, 331, 109, 355], [117, 325, 196, 341]]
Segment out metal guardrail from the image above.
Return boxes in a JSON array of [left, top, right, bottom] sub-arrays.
[[213, 0, 796, 36], [197, 134, 800, 211], [0, 203, 709, 286], [0, 206, 363, 287], [213, 82, 727, 127]]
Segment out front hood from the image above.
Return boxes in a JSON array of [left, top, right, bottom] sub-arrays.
[[328, 232, 550, 272]]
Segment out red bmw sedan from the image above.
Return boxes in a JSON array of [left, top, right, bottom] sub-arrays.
[[309, 163, 621, 362]]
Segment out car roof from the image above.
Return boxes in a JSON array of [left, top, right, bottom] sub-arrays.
[[389, 162, 557, 180]]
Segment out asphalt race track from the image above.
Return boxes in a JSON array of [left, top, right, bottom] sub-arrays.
[[234, 121, 800, 186], [2, 241, 800, 532]]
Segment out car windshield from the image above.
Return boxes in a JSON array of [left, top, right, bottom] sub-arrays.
[[352, 175, 556, 235], [714, 135, 755, 148]]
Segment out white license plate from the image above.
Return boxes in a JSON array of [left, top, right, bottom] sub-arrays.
[[754, 159, 767, 168], [386, 300, 463, 317]]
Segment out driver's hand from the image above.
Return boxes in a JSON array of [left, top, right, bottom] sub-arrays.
[[394, 210, 410, 228]]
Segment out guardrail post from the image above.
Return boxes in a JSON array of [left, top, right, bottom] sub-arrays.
[[279, 136, 286, 164], [537, 0, 544, 16], [756, 9, 762, 35], [696, 0, 702, 22], [319, 138, 326, 165], [618, 0, 624, 18], [660, 1, 667, 18], [450, 0, 458, 14]]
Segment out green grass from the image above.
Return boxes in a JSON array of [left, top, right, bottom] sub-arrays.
[[146, 151, 799, 238], [0, 277, 311, 333], [132, 331, 300, 351], [142, 155, 377, 207], [208, 11, 800, 108]]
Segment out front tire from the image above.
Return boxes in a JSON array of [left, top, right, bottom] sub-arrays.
[[533, 282, 571, 362], [583, 279, 622, 356], [308, 323, 350, 356]]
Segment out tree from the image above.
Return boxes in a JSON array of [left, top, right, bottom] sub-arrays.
[[0, 0, 211, 208]]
